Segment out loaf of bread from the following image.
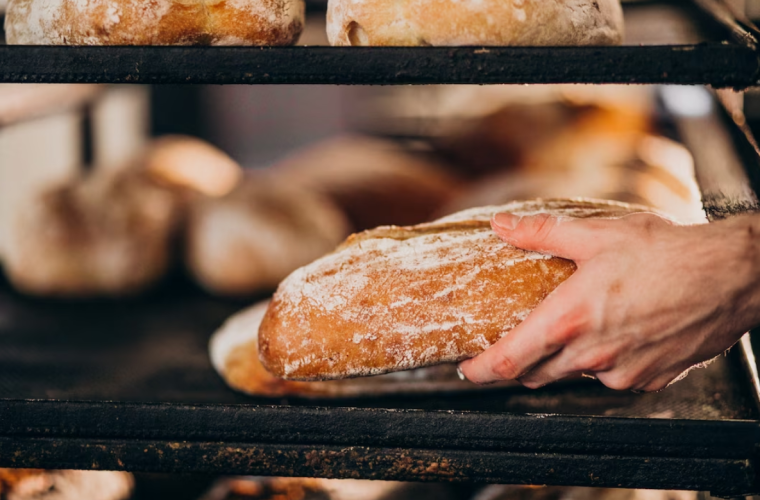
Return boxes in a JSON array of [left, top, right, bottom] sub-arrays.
[[273, 135, 463, 231], [144, 135, 242, 198], [327, 0, 624, 47], [185, 173, 350, 297], [5, 0, 304, 45], [3, 169, 181, 297], [0, 469, 133, 500], [211, 300, 514, 397], [259, 199, 652, 380]]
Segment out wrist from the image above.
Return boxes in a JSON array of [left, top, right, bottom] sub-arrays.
[[723, 214, 760, 331]]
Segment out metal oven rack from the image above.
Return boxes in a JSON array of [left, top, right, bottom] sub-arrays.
[[0, 1, 759, 86], [1, 0, 760, 497]]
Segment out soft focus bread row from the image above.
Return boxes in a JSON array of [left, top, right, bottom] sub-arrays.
[[5, 0, 623, 46], [0, 134, 460, 298], [1, 103, 704, 299]]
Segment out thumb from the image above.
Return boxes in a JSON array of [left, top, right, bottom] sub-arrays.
[[491, 213, 609, 261]]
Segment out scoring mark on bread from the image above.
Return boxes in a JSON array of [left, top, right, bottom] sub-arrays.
[[346, 21, 368, 46]]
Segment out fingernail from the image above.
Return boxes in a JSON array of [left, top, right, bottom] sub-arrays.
[[492, 213, 520, 230], [456, 365, 467, 381]]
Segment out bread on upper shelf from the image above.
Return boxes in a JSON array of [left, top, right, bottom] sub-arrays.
[[4, 0, 305, 45], [327, 0, 624, 47], [259, 198, 658, 381]]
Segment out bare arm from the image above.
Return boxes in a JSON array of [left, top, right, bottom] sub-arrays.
[[458, 211, 760, 392]]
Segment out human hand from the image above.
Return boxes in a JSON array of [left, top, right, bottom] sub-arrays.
[[458, 210, 760, 392]]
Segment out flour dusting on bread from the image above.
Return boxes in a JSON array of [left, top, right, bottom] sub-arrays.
[[211, 299, 516, 397], [259, 198, 652, 381]]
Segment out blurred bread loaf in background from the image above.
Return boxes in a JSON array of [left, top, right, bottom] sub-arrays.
[[0, 469, 133, 500], [273, 135, 464, 230], [185, 173, 350, 297], [0, 134, 245, 297], [144, 135, 242, 198], [201, 476, 462, 500], [3, 168, 182, 297]]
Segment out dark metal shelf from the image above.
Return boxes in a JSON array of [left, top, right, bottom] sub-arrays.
[[0, 276, 759, 496], [0, 43, 757, 87]]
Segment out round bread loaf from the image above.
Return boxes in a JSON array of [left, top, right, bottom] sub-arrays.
[[327, 0, 624, 47], [4, 169, 181, 297], [5, 0, 304, 45], [185, 173, 350, 297], [259, 199, 655, 381], [211, 300, 515, 397]]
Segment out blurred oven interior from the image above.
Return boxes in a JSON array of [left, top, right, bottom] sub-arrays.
[[2, 1, 760, 500]]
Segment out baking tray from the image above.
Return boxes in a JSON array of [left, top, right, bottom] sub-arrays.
[[0, 1, 757, 87]]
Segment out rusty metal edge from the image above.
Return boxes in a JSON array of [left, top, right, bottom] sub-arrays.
[[0, 437, 756, 496]]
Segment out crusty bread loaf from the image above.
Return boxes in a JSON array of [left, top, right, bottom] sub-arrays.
[[211, 300, 514, 397], [3, 169, 181, 297], [327, 0, 624, 47], [185, 173, 350, 297], [5, 0, 304, 45], [273, 135, 463, 231], [259, 199, 652, 381], [0, 469, 133, 500]]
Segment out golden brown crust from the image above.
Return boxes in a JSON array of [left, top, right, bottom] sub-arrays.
[[5, 0, 304, 45], [211, 300, 516, 397], [259, 198, 651, 381], [327, 0, 624, 47]]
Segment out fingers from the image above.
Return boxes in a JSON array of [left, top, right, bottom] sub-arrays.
[[491, 213, 609, 261], [517, 342, 619, 389], [491, 211, 670, 262], [458, 283, 585, 385], [517, 350, 576, 389]]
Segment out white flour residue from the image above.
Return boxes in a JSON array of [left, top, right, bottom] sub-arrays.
[[266, 199, 640, 380]]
